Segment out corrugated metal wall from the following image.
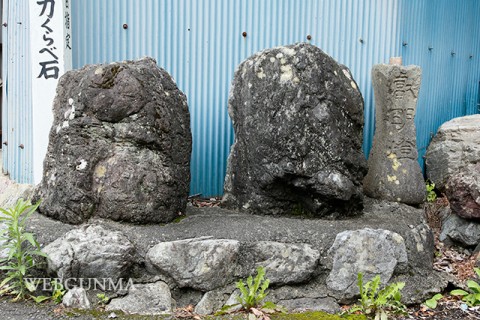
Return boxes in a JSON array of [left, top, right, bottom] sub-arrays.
[[72, 0, 402, 196], [2, 0, 477, 194], [2, 0, 33, 182], [400, 0, 480, 170]]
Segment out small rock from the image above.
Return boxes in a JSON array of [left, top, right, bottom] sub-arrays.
[[252, 241, 320, 285], [224, 290, 242, 312], [62, 287, 91, 309], [106, 282, 172, 315], [146, 237, 240, 291], [326, 228, 408, 299], [43, 225, 135, 282], [440, 213, 480, 247], [194, 286, 235, 315]]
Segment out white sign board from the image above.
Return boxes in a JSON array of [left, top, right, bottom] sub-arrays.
[[29, 0, 72, 184]]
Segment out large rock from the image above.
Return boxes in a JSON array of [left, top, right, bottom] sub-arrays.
[[106, 282, 172, 315], [363, 64, 425, 205], [43, 225, 135, 281], [223, 43, 367, 217], [425, 114, 480, 191], [445, 163, 480, 220], [34, 57, 191, 224], [326, 228, 408, 299], [146, 237, 240, 291], [440, 211, 480, 247], [251, 241, 320, 285]]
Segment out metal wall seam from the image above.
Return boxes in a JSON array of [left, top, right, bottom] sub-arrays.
[[2, 0, 33, 183]]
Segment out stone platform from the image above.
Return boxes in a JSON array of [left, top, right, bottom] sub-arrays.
[[25, 198, 448, 315]]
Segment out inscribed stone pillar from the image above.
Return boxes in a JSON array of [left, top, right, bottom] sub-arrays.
[[363, 64, 425, 204]]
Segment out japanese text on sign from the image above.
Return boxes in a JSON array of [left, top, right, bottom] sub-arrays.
[[37, 0, 59, 79]]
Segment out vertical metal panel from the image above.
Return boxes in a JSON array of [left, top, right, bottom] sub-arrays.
[[72, 0, 401, 196], [400, 0, 480, 170], [2, 0, 33, 182]]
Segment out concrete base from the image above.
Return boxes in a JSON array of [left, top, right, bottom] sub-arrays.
[[0, 151, 35, 208]]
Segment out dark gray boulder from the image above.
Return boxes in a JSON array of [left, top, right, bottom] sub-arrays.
[[33, 57, 192, 224], [445, 163, 480, 220], [440, 210, 480, 247], [223, 43, 367, 217]]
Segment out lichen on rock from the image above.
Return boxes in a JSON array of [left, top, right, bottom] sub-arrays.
[[223, 43, 367, 218]]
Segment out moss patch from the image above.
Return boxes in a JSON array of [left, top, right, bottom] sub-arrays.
[[272, 311, 367, 320], [99, 65, 122, 89], [172, 215, 187, 223], [64, 309, 366, 320], [289, 203, 314, 218]]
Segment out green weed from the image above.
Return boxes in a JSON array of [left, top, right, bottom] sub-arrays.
[[344, 273, 406, 320], [451, 267, 480, 306], [0, 199, 48, 302]]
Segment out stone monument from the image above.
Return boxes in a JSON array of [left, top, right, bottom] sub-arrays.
[[363, 60, 425, 204]]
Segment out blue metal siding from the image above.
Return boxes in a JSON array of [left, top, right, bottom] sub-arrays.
[[72, 0, 401, 196], [400, 0, 480, 171], [2, 0, 33, 183]]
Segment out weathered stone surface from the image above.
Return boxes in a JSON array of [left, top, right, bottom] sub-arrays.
[[393, 271, 451, 305], [223, 290, 242, 312], [33, 57, 192, 224], [43, 225, 135, 281], [106, 282, 172, 315], [251, 241, 320, 285], [440, 211, 480, 247], [425, 114, 480, 191], [363, 64, 425, 204], [194, 285, 235, 315], [171, 289, 203, 310], [326, 228, 408, 299], [445, 163, 480, 220], [0, 185, 34, 209], [146, 237, 240, 291], [62, 287, 91, 309], [223, 43, 367, 217]]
